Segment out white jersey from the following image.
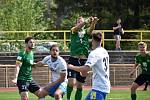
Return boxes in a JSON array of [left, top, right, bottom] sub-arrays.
[[85, 47, 111, 93], [42, 55, 68, 82]]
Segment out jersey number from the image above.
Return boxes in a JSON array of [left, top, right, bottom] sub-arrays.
[[103, 57, 108, 72]]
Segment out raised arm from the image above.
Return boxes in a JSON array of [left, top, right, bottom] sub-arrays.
[[71, 16, 93, 33], [71, 22, 86, 33], [87, 17, 99, 35]]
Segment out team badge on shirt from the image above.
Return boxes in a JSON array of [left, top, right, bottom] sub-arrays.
[[90, 91, 96, 99], [17, 56, 22, 60]]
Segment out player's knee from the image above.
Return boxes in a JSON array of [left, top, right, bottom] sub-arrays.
[[68, 82, 75, 87], [21, 92, 28, 100], [38, 89, 48, 98], [76, 83, 83, 89], [21, 95, 28, 100], [68, 79, 76, 86], [54, 93, 61, 100], [131, 86, 137, 92]]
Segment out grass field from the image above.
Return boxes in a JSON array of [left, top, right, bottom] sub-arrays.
[[0, 90, 150, 100]]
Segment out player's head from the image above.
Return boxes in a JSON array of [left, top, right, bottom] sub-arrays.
[[91, 32, 102, 49], [138, 42, 147, 53], [76, 16, 84, 26], [25, 37, 35, 50], [50, 44, 59, 58]]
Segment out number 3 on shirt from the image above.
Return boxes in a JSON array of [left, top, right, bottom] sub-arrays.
[[103, 57, 108, 72]]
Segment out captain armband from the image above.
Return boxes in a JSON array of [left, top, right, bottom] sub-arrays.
[[61, 69, 67, 73], [16, 60, 22, 66]]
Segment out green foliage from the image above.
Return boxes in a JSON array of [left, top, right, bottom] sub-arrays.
[[0, 0, 49, 31], [0, 0, 149, 51]]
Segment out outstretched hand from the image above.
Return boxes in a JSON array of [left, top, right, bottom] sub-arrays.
[[32, 62, 37, 68], [11, 78, 17, 85], [93, 17, 99, 23]]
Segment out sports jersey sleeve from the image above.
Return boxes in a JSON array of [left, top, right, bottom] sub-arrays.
[[135, 55, 140, 64], [42, 56, 50, 64], [16, 51, 23, 64], [85, 51, 97, 68]]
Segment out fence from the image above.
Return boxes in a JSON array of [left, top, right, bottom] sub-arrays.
[[0, 64, 138, 87], [0, 50, 141, 87], [0, 30, 150, 52]]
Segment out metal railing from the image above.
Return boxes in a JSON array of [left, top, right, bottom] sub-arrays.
[[0, 30, 150, 52], [0, 64, 137, 87]]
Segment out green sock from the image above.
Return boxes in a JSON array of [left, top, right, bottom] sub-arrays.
[[67, 85, 73, 99], [131, 94, 136, 100], [75, 88, 82, 100]]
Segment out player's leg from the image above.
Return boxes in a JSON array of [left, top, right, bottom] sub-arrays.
[[17, 80, 30, 100], [67, 68, 76, 100], [54, 88, 63, 100], [143, 81, 149, 91], [130, 74, 147, 100], [54, 82, 67, 100], [131, 82, 139, 100], [75, 59, 86, 100], [20, 92, 29, 100], [75, 81, 84, 100], [27, 80, 46, 100], [67, 57, 77, 100]]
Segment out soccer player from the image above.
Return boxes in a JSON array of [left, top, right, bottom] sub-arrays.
[[68, 32, 111, 100], [11, 37, 43, 100], [34, 44, 68, 100], [130, 42, 150, 100], [67, 16, 99, 100]]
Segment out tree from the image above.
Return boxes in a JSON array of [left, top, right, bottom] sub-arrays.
[[0, 0, 50, 31]]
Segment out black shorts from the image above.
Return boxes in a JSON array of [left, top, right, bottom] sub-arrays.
[[17, 80, 40, 93], [134, 74, 150, 86], [67, 57, 87, 83]]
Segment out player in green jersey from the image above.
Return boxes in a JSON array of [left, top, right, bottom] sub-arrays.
[[67, 16, 99, 100], [11, 37, 45, 100], [130, 42, 150, 100]]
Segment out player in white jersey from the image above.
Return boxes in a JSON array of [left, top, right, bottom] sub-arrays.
[[68, 32, 110, 100], [35, 44, 68, 100]]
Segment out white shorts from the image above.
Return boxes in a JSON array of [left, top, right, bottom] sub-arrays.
[[48, 81, 67, 97], [114, 35, 121, 41]]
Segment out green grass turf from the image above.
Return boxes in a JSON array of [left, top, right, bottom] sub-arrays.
[[0, 90, 149, 100]]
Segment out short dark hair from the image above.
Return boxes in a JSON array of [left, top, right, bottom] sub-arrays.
[[50, 44, 59, 51], [25, 37, 34, 44], [92, 32, 102, 42]]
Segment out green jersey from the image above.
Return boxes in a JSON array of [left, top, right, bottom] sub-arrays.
[[70, 28, 90, 57], [17, 50, 34, 81], [135, 52, 150, 75]]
